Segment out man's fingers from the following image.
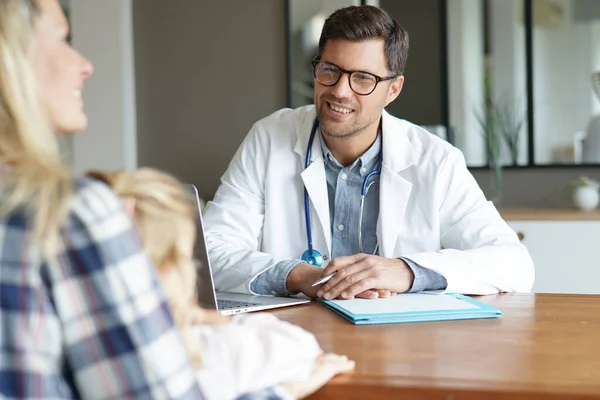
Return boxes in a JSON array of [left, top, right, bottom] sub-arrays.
[[319, 257, 374, 295], [337, 277, 379, 299], [322, 270, 378, 300], [321, 253, 369, 277], [355, 290, 380, 299], [374, 289, 392, 298]]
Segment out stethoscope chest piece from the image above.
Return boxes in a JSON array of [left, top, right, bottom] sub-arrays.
[[301, 249, 324, 267]]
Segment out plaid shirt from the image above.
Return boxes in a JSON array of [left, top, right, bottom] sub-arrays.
[[0, 178, 289, 400]]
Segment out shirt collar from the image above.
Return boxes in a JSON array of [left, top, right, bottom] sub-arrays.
[[319, 128, 382, 171]]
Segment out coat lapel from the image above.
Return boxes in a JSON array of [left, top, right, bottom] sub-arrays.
[[377, 111, 415, 257], [294, 107, 332, 255]]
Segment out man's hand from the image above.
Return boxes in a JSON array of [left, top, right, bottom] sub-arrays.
[[286, 262, 397, 299], [315, 254, 414, 300], [286, 263, 323, 298]]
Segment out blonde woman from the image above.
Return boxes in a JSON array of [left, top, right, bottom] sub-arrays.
[[0, 1, 304, 399], [87, 168, 355, 400]]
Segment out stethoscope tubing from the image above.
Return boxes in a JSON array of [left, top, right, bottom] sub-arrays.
[[302, 118, 381, 266]]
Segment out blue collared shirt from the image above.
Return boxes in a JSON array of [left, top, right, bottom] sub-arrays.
[[251, 129, 447, 296]]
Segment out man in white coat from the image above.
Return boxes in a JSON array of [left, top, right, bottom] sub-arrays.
[[203, 5, 534, 300]]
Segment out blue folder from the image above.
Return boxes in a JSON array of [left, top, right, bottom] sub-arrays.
[[317, 293, 502, 325]]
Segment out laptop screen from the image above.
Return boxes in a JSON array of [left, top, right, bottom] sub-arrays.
[[184, 184, 219, 310]]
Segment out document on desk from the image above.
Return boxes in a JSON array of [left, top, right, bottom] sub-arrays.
[[317, 293, 502, 325]]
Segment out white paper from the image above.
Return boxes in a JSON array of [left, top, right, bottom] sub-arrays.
[[328, 293, 479, 316]]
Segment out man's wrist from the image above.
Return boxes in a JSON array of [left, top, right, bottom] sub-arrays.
[[396, 258, 415, 293], [286, 262, 322, 294], [400, 257, 448, 292]]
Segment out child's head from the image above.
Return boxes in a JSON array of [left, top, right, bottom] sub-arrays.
[[87, 167, 201, 364]]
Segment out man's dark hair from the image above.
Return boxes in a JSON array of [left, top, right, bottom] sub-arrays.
[[317, 5, 409, 75]]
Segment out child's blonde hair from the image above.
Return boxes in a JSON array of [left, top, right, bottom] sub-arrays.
[[87, 168, 201, 366]]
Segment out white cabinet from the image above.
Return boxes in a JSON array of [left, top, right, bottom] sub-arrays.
[[506, 216, 600, 294]]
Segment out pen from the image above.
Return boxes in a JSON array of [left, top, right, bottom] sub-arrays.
[[311, 272, 336, 287]]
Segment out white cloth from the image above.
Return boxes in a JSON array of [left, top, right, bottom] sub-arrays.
[[194, 313, 320, 400], [203, 105, 534, 296]]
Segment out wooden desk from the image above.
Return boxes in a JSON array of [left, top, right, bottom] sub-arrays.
[[271, 294, 600, 399]]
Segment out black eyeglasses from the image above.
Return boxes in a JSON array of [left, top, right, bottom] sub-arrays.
[[312, 60, 398, 96]]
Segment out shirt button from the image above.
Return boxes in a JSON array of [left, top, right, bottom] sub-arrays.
[[337, 224, 345, 231], [271, 291, 277, 295], [360, 167, 367, 174], [341, 173, 348, 180]]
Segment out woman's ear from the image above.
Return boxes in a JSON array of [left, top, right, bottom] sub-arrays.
[[123, 197, 136, 218]]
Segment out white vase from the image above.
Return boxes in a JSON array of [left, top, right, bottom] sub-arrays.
[[573, 186, 600, 211]]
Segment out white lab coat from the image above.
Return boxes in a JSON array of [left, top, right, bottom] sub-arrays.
[[203, 105, 534, 296]]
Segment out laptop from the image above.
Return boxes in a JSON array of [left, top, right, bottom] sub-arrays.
[[186, 184, 310, 316]]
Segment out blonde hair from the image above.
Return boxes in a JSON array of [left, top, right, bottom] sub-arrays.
[[87, 168, 202, 367], [0, 0, 71, 250]]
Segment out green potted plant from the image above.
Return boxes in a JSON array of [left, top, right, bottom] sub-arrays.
[[496, 99, 525, 166], [475, 95, 503, 207]]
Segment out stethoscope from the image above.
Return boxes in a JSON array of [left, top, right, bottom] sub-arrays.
[[301, 119, 382, 267]]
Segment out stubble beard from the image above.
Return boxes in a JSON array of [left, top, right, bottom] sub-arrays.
[[317, 104, 368, 140]]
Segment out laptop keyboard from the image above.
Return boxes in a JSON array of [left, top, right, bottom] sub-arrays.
[[218, 299, 261, 310]]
